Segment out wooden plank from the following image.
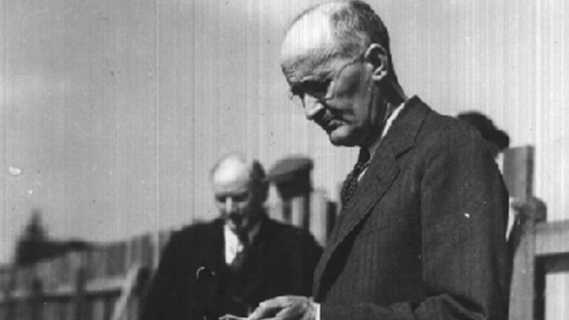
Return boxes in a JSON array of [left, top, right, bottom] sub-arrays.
[[535, 220, 569, 257], [309, 190, 329, 246], [509, 219, 537, 320], [290, 196, 308, 229], [107, 241, 128, 278], [110, 264, 141, 320], [544, 256, 569, 320], [74, 267, 87, 320], [502, 146, 534, 201], [91, 297, 107, 320], [84, 276, 126, 294], [268, 201, 287, 223], [140, 235, 154, 269]]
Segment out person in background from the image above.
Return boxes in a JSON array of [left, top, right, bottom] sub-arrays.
[[457, 111, 510, 160], [249, 1, 510, 319], [457, 111, 546, 243], [140, 153, 322, 320]]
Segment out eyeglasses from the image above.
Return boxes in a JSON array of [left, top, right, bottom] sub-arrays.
[[288, 54, 364, 108]]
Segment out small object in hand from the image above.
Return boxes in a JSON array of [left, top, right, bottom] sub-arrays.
[[219, 314, 247, 320]]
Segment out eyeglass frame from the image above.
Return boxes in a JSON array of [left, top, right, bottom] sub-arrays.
[[287, 53, 365, 108]]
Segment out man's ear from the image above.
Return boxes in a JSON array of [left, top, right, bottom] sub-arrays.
[[364, 44, 389, 82]]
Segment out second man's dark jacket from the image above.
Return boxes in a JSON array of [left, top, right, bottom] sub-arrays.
[[141, 215, 322, 320]]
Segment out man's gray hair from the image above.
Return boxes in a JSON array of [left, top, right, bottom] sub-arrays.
[[289, 0, 398, 81]]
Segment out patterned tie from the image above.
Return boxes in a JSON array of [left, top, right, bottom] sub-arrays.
[[341, 148, 371, 206]]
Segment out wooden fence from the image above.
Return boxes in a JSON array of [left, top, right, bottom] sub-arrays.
[[1, 147, 568, 319], [0, 230, 173, 320], [0, 190, 336, 320]]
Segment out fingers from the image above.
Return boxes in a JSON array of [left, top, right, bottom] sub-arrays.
[[248, 297, 289, 320], [248, 296, 315, 320]]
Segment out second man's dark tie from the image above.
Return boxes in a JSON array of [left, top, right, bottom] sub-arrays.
[[340, 148, 371, 206]]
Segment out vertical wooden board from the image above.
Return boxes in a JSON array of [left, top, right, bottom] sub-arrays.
[[104, 295, 115, 320], [42, 300, 56, 320], [127, 237, 142, 269], [90, 297, 106, 320], [16, 301, 30, 320], [290, 196, 308, 229], [51, 300, 63, 320], [38, 260, 57, 292], [140, 235, 154, 269], [128, 296, 140, 320], [268, 202, 286, 223], [62, 299, 76, 320], [50, 257, 64, 290], [0, 267, 12, 292], [309, 190, 328, 246], [88, 247, 108, 280], [544, 256, 569, 320], [127, 235, 153, 269], [154, 230, 174, 271], [106, 241, 128, 278], [58, 254, 73, 286], [158, 230, 173, 254], [509, 224, 536, 320], [64, 251, 86, 286], [502, 146, 534, 201], [15, 266, 33, 294]]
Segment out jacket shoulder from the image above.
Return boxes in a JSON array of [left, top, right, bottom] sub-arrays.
[[166, 220, 222, 248], [264, 219, 320, 246], [419, 109, 490, 153]]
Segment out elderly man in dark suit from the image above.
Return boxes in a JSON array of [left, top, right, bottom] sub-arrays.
[[140, 154, 322, 320], [249, 1, 510, 320]]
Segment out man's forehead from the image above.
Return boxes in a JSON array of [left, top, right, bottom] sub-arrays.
[[280, 12, 334, 66], [213, 158, 250, 186]]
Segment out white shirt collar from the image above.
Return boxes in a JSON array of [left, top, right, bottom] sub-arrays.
[[223, 220, 261, 265], [367, 101, 406, 159], [355, 101, 405, 182]]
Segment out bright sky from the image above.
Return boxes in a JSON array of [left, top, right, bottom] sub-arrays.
[[1, 0, 568, 264]]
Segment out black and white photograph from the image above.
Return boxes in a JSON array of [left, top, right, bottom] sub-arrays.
[[1, 1, 568, 319]]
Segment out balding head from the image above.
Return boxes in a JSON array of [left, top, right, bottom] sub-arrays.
[[211, 154, 268, 236], [280, 0, 396, 82]]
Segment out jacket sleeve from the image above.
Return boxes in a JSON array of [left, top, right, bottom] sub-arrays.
[[139, 231, 184, 320], [301, 233, 323, 296], [321, 128, 510, 320]]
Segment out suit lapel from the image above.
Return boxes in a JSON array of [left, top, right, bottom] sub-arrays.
[[313, 97, 430, 298], [313, 145, 398, 297]]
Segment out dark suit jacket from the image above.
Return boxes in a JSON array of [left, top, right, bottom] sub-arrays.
[[141, 215, 322, 320], [315, 97, 510, 320]]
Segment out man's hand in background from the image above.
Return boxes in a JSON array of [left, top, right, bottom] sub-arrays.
[[248, 296, 317, 320]]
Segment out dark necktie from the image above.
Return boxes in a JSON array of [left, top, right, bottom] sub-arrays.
[[341, 148, 371, 206]]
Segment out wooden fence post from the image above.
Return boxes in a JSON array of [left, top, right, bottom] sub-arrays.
[[5, 269, 15, 320], [74, 267, 86, 320], [508, 204, 546, 320], [30, 278, 43, 320]]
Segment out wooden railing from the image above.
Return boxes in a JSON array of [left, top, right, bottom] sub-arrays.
[[0, 230, 173, 320], [509, 206, 569, 320], [0, 164, 567, 320], [0, 191, 336, 320]]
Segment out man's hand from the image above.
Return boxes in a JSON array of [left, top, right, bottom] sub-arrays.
[[248, 296, 317, 320]]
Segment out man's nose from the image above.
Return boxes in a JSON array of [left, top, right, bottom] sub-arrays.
[[303, 96, 325, 120], [224, 197, 236, 212]]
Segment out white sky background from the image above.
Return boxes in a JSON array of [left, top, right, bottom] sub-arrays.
[[1, 0, 568, 264]]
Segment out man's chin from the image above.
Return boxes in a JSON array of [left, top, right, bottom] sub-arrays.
[[328, 131, 357, 147]]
